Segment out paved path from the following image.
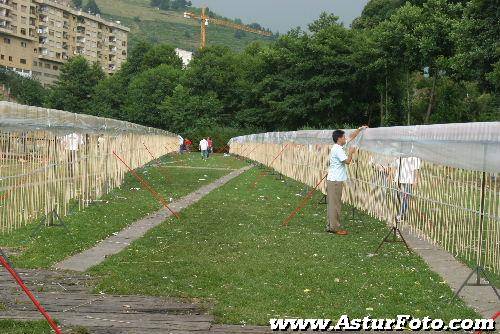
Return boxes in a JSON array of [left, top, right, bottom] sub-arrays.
[[0, 268, 272, 333], [402, 229, 499, 320], [54, 166, 251, 272]]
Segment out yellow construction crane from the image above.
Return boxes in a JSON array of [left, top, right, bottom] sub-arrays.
[[182, 7, 273, 49]]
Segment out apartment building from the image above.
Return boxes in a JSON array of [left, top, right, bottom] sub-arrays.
[[0, 0, 129, 86]]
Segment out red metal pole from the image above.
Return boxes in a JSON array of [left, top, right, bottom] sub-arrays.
[[475, 311, 499, 334], [113, 151, 180, 219], [244, 145, 259, 159], [216, 145, 229, 154], [252, 144, 289, 188], [142, 142, 157, 161], [0, 254, 63, 334], [282, 174, 328, 227]]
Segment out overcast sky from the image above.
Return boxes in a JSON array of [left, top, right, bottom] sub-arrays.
[[189, 0, 369, 33]]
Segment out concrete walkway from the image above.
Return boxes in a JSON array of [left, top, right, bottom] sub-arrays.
[[54, 166, 252, 272], [402, 229, 499, 319]]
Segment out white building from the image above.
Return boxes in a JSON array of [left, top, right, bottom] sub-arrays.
[[175, 48, 193, 67]]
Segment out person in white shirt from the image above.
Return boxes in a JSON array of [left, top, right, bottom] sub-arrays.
[[178, 135, 184, 154], [199, 138, 209, 160], [61, 132, 84, 177], [326, 126, 368, 235], [391, 156, 421, 220]]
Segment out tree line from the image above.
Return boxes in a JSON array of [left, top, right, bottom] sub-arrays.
[[3, 0, 499, 145]]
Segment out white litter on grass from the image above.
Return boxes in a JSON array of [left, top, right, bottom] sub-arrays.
[[223, 154, 230, 157], [198, 179, 206, 181]]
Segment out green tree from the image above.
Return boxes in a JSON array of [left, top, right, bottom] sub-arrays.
[[141, 44, 183, 70], [183, 46, 245, 126], [83, 0, 101, 14], [72, 0, 82, 8], [161, 85, 223, 133], [45, 56, 104, 113], [124, 64, 181, 128], [451, 0, 499, 91]]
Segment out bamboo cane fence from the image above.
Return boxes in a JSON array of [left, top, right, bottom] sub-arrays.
[[0, 101, 179, 233], [229, 123, 500, 275]]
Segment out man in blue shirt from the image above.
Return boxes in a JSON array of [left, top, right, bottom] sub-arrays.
[[326, 126, 367, 235]]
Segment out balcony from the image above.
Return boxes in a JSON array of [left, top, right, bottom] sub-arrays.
[[0, 19, 11, 32], [39, 47, 48, 56], [108, 64, 116, 71], [37, 27, 48, 35], [0, 0, 9, 10], [62, 42, 68, 49], [108, 36, 116, 43], [76, 36, 85, 44], [0, 8, 12, 21], [109, 46, 116, 53], [38, 36, 47, 44]]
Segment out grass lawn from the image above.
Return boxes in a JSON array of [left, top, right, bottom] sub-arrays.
[[0, 320, 90, 334], [0, 320, 53, 334], [95, 0, 274, 52], [0, 153, 246, 268], [90, 165, 479, 325]]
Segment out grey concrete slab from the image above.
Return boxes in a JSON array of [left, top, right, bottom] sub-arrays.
[[54, 166, 251, 272], [402, 228, 500, 319]]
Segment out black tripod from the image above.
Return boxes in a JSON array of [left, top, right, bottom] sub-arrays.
[[375, 216, 412, 253], [375, 156, 411, 253], [453, 171, 500, 301]]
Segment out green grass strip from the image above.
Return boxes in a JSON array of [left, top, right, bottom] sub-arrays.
[[91, 167, 479, 325]]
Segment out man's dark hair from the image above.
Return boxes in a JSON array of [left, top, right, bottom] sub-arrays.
[[332, 130, 345, 143]]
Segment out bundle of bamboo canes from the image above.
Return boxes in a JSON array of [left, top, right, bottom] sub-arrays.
[[0, 102, 179, 233]]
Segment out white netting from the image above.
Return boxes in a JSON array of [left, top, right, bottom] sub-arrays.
[[229, 122, 500, 173]]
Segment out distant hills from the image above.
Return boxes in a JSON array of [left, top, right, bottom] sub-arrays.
[[94, 0, 275, 52]]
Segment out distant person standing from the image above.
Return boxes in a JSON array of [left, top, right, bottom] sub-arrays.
[[178, 135, 184, 154], [199, 138, 209, 160], [61, 132, 84, 178], [392, 156, 421, 221], [207, 137, 213, 157], [326, 126, 368, 235]]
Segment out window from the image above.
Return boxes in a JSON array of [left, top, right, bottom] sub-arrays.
[[20, 28, 26, 35], [21, 42, 27, 47], [20, 59, 26, 64], [20, 5, 27, 12], [0, 55, 4, 60], [52, 65, 58, 70], [45, 63, 50, 69], [3, 38, 10, 44], [33, 48, 37, 53], [8, 56, 12, 61], [33, 60, 37, 66]]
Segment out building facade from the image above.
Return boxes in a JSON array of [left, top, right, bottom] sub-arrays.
[[0, 0, 129, 86]]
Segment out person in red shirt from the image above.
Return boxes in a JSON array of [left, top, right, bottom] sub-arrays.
[[184, 138, 192, 152], [207, 137, 213, 157]]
